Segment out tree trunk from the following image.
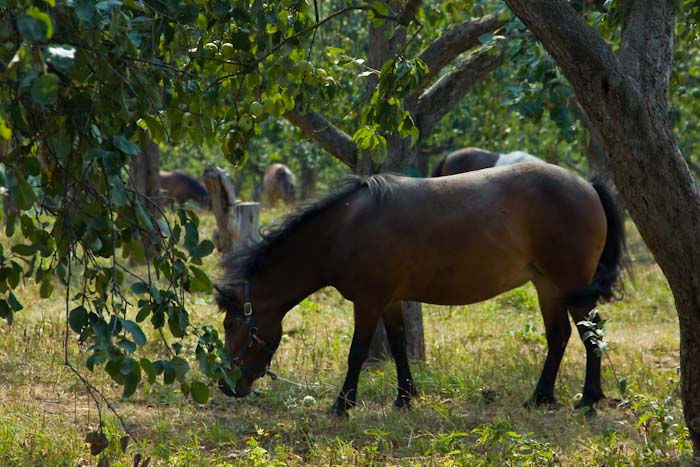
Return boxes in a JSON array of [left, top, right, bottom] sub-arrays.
[[282, 6, 508, 363], [299, 161, 317, 200], [504, 0, 700, 456], [129, 135, 160, 257]]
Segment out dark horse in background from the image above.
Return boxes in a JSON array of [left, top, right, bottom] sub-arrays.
[[159, 171, 210, 209], [432, 147, 544, 177], [215, 163, 626, 416], [262, 163, 296, 207]]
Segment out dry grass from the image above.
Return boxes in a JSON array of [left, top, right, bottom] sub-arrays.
[[0, 213, 692, 466]]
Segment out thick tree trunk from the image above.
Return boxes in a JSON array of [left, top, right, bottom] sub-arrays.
[[129, 136, 160, 257], [505, 0, 700, 456], [282, 5, 506, 363], [299, 161, 317, 200]]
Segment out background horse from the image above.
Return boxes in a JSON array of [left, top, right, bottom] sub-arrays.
[[159, 171, 211, 209], [262, 163, 296, 207], [432, 147, 544, 177], [216, 163, 625, 416]]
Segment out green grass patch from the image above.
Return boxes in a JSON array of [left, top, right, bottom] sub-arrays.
[[0, 215, 692, 466]]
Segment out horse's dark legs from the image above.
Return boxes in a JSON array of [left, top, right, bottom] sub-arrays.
[[382, 302, 417, 409], [331, 304, 380, 416], [526, 289, 571, 407], [570, 307, 605, 409]]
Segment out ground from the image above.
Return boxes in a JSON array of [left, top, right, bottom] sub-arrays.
[[0, 212, 691, 466]]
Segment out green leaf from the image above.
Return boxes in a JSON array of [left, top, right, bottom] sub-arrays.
[[26, 7, 53, 39], [189, 265, 212, 293], [11, 244, 39, 256], [122, 364, 141, 399], [120, 319, 147, 347], [0, 300, 13, 325], [113, 134, 140, 156], [18, 14, 47, 41], [140, 357, 156, 384], [100, 150, 122, 177], [68, 306, 89, 333], [0, 115, 11, 140], [190, 381, 209, 403], [8, 292, 23, 312], [172, 356, 189, 382], [31, 74, 59, 107], [131, 281, 148, 294], [15, 178, 37, 210]]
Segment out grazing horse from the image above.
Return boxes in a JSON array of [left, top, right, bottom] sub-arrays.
[[432, 147, 544, 177], [262, 163, 296, 207], [215, 163, 625, 416], [159, 171, 210, 209]]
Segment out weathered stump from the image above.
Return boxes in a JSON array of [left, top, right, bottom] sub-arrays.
[[202, 165, 238, 254], [234, 202, 261, 248]]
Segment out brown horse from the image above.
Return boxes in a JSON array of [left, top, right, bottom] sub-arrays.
[[262, 163, 296, 207], [159, 171, 210, 209], [215, 163, 626, 416], [432, 147, 544, 177]]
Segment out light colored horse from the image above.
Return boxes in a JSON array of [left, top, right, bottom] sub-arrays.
[[432, 147, 544, 176]]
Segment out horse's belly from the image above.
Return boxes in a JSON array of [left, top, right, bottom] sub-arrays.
[[400, 260, 535, 306]]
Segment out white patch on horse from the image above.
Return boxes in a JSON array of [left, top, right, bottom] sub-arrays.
[[494, 151, 543, 167]]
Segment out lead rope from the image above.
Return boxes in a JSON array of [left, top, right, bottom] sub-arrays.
[[265, 369, 336, 390]]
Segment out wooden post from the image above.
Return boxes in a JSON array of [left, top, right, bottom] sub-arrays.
[[201, 165, 238, 254], [234, 202, 261, 248]]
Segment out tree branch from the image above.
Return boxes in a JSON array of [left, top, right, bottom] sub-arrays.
[[398, 0, 422, 26], [283, 110, 358, 168], [414, 41, 506, 136], [412, 13, 506, 95]]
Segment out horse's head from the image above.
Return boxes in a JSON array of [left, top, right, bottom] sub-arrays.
[[217, 284, 282, 398]]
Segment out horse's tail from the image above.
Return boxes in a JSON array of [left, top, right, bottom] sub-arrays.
[[566, 179, 628, 309], [431, 154, 447, 177]]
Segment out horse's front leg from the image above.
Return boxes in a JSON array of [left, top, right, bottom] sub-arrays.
[[331, 303, 381, 416], [383, 301, 417, 409]]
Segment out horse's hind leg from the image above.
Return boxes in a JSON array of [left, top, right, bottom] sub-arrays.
[[331, 302, 381, 416], [382, 301, 417, 409], [526, 284, 571, 407], [569, 307, 605, 409]]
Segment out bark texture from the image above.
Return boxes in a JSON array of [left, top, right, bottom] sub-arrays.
[[504, 0, 700, 456], [129, 136, 161, 256]]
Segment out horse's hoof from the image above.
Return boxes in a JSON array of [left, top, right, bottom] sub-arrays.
[[330, 403, 349, 417], [575, 394, 604, 410], [394, 397, 412, 410], [576, 404, 597, 419], [523, 393, 558, 408]]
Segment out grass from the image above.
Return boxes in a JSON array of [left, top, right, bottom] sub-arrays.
[[0, 211, 693, 466]]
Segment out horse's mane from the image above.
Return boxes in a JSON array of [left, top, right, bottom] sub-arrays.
[[215, 174, 394, 311]]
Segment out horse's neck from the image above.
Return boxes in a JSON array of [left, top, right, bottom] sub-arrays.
[[251, 215, 337, 314]]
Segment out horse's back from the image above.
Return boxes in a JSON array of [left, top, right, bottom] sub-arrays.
[[159, 171, 209, 205], [331, 164, 606, 306]]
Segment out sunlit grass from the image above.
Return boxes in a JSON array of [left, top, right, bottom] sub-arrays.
[[0, 215, 691, 466]]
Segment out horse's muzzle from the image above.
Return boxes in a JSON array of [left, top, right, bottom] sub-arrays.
[[218, 377, 252, 398]]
